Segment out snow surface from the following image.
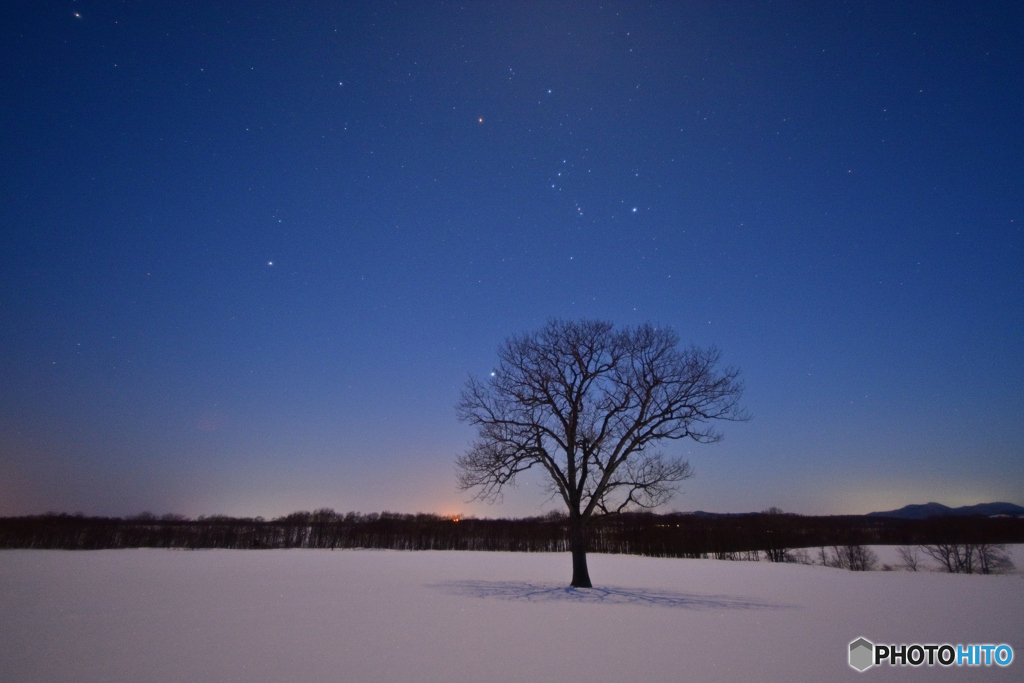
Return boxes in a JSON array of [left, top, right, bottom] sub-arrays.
[[1, 548, 1021, 682]]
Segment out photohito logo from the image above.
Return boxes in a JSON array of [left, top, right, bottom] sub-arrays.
[[848, 637, 1013, 672]]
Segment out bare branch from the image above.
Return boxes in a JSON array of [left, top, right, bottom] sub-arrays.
[[455, 320, 747, 526]]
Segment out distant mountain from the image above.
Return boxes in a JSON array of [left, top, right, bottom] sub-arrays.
[[866, 502, 1024, 519]]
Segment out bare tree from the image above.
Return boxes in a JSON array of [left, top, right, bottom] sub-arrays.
[[896, 544, 920, 571], [762, 547, 791, 562], [831, 544, 878, 571], [975, 544, 1014, 574], [923, 542, 1015, 574], [456, 319, 747, 587], [923, 543, 976, 573]]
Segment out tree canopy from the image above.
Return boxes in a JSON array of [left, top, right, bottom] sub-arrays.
[[456, 319, 748, 586]]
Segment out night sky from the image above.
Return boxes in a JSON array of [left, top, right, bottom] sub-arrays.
[[2, 1, 1021, 519]]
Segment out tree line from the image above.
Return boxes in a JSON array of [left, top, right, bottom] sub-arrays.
[[2, 509, 1021, 563]]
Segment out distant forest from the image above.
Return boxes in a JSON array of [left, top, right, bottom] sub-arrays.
[[2, 510, 1022, 560]]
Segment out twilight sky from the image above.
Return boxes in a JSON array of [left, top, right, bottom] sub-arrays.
[[2, 1, 1021, 519]]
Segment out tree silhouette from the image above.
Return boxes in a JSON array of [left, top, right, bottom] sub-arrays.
[[456, 319, 748, 587]]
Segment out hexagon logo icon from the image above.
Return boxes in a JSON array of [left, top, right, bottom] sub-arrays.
[[849, 637, 874, 671]]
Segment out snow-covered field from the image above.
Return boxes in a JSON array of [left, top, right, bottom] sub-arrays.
[[1, 548, 1021, 682]]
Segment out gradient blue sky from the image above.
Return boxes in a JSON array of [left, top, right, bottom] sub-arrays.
[[2, 1, 1021, 519]]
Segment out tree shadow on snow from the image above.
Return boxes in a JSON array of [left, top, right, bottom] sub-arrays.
[[432, 581, 792, 610]]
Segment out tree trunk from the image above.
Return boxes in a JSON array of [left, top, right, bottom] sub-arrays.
[[569, 522, 592, 588], [571, 547, 592, 587]]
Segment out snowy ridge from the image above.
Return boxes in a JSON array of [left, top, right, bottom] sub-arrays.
[[866, 502, 1024, 519]]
